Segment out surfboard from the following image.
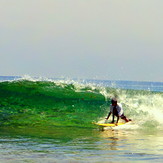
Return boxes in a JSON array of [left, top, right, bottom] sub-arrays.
[[94, 122, 126, 127]]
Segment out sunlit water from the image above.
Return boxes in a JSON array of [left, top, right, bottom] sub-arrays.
[[0, 126, 163, 163]]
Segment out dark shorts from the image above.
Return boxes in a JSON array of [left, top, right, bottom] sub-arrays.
[[113, 109, 126, 119]]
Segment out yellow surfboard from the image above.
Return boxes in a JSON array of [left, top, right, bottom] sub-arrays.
[[94, 122, 126, 127]]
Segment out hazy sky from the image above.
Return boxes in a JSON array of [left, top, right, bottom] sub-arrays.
[[0, 0, 163, 81]]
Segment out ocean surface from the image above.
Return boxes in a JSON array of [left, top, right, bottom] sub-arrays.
[[0, 76, 163, 162]]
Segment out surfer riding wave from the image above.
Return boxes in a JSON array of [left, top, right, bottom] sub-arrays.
[[105, 98, 131, 124]]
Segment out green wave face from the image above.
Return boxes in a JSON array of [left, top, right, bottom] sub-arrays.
[[0, 79, 163, 130], [0, 80, 106, 127]]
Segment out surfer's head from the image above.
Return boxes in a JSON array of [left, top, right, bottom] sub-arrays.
[[111, 98, 117, 106]]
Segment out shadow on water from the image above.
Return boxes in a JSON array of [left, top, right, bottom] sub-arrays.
[[0, 126, 99, 142]]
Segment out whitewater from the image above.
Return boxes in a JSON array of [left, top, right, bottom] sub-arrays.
[[0, 76, 163, 162]]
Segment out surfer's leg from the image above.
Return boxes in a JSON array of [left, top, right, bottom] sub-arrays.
[[112, 109, 118, 123], [121, 114, 129, 122], [111, 114, 115, 123], [120, 114, 130, 122]]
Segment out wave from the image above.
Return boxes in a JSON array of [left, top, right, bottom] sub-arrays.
[[0, 77, 163, 130]]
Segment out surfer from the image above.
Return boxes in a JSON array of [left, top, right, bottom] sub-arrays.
[[105, 98, 131, 124]]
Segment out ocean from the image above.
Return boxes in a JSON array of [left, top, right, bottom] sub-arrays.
[[0, 76, 163, 162]]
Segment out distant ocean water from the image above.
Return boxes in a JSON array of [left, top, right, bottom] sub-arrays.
[[0, 75, 163, 162], [1, 75, 162, 91]]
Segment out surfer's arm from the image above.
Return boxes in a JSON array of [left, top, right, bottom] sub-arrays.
[[105, 112, 111, 119]]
